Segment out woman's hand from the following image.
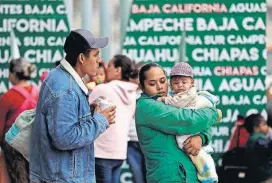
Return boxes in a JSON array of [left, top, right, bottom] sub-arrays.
[[183, 135, 202, 156], [217, 109, 222, 123], [157, 97, 165, 102]]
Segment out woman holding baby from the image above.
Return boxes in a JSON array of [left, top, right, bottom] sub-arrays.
[[135, 63, 222, 183]]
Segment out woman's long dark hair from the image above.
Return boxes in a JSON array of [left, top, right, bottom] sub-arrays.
[[112, 55, 133, 81]]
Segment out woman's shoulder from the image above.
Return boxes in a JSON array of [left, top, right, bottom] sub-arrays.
[[0, 89, 14, 103], [137, 94, 152, 105], [136, 94, 164, 113]]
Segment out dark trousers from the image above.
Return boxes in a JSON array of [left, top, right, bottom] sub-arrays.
[[2, 142, 29, 183], [95, 158, 124, 183], [127, 141, 146, 183]]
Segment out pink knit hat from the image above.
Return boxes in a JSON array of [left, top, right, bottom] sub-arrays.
[[170, 62, 193, 77]]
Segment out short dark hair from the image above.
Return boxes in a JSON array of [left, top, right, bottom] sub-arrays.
[[139, 63, 166, 89], [65, 49, 92, 67], [112, 55, 132, 81], [244, 113, 265, 134]]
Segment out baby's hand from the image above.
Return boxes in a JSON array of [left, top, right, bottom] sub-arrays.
[[157, 97, 166, 102]]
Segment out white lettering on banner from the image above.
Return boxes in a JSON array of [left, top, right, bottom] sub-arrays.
[[131, 3, 229, 14], [229, 3, 266, 13], [126, 18, 194, 32], [0, 4, 23, 14], [0, 81, 8, 93], [24, 49, 64, 63], [252, 95, 266, 105], [186, 35, 202, 45], [0, 49, 9, 63], [221, 95, 250, 105], [133, 35, 203, 46], [212, 126, 229, 137], [214, 66, 259, 76], [132, 4, 161, 14], [194, 78, 215, 91], [227, 34, 266, 45], [193, 67, 212, 76], [222, 109, 239, 123], [260, 66, 266, 75], [0, 37, 21, 46], [24, 36, 45, 46], [0, 19, 68, 32], [204, 35, 225, 45], [47, 36, 66, 46], [197, 18, 238, 31], [123, 37, 137, 46], [219, 78, 265, 92], [56, 4, 66, 14], [0, 37, 10, 46], [162, 3, 228, 14], [211, 139, 225, 153], [24, 4, 54, 14], [192, 48, 259, 62], [0, 69, 9, 78], [242, 17, 265, 30], [222, 109, 267, 122], [137, 35, 181, 46], [120, 172, 133, 183], [122, 48, 178, 62]]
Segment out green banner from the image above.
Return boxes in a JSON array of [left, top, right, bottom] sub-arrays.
[[122, 0, 267, 167], [0, 0, 70, 95]]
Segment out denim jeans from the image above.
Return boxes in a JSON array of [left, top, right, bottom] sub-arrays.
[[127, 141, 146, 183], [95, 158, 124, 183]]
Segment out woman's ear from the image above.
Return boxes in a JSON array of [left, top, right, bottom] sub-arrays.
[[139, 84, 144, 92], [115, 67, 122, 79]]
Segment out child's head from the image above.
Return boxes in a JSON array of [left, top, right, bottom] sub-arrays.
[[91, 61, 106, 84], [244, 113, 269, 135], [170, 62, 194, 94]]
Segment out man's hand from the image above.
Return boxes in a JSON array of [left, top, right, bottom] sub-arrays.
[[183, 135, 202, 156], [100, 106, 116, 125]]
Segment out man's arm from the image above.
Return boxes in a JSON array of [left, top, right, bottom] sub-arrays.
[[48, 92, 108, 150]]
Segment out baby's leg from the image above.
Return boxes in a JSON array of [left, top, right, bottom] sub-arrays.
[[190, 149, 218, 183], [176, 135, 192, 149]]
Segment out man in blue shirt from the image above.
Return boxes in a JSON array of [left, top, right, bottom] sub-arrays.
[[30, 29, 116, 183]]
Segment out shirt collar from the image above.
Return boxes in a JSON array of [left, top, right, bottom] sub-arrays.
[[60, 58, 88, 95]]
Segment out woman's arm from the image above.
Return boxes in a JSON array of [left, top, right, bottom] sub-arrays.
[[198, 128, 212, 146], [163, 88, 196, 108], [136, 98, 219, 135]]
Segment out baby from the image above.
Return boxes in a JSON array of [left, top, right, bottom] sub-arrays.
[[158, 62, 219, 183], [85, 62, 107, 90]]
